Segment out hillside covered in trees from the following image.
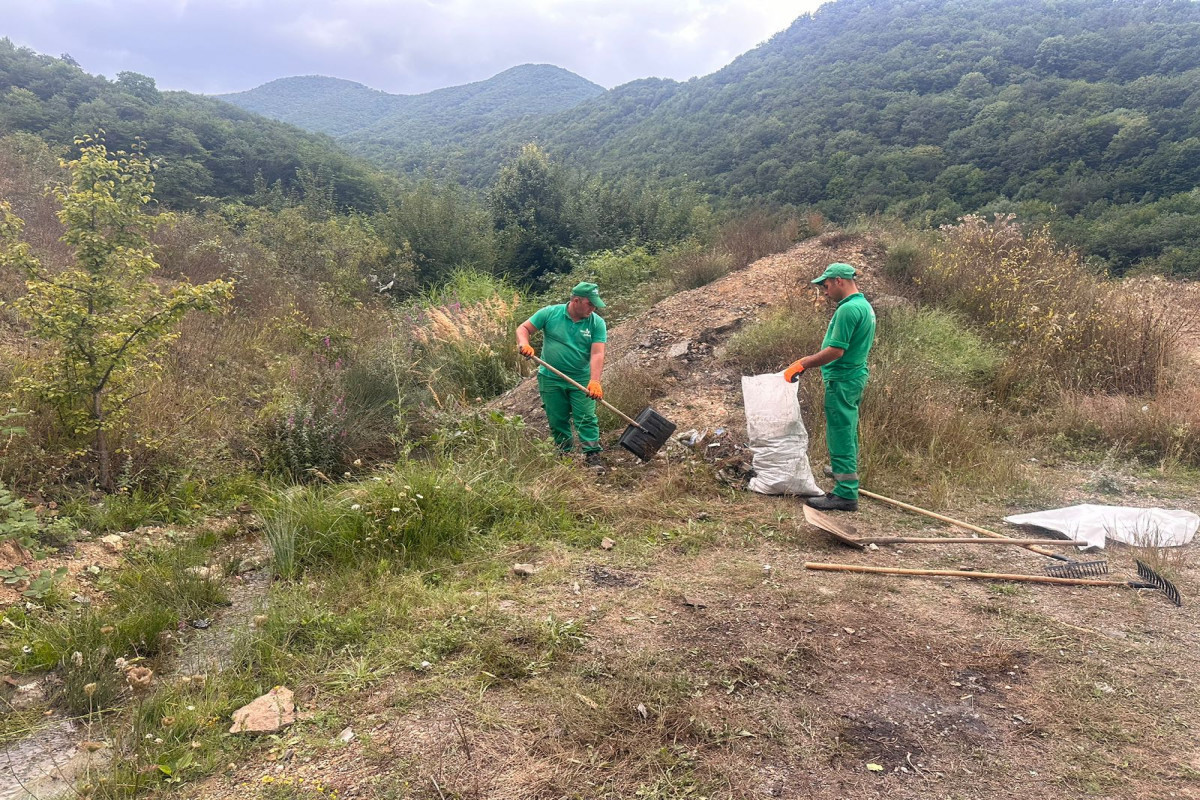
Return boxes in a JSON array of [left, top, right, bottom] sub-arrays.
[[322, 0, 1200, 276], [0, 38, 384, 211], [219, 64, 605, 141]]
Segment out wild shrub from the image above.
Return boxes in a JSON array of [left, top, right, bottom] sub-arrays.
[[856, 309, 1020, 502], [578, 246, 660, 297], [265, 398, 349, 481], [664, 244, 734, 291], [872, 307, 1003, 388], [1035, 390, 1200, 467], [0, 137, 233, 490], [882, 236, 931, 283], [722, 298, 828, 375], [713, 208, 804, 269], [406, 291, 523, 407], [918, 215, 1174, 396]]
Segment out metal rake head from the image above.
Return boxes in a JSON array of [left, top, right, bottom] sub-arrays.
[[1042, 559, 1109, 578], [1133, 559, 1183, 607]]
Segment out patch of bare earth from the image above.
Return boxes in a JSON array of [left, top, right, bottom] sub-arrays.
[[181, 237, 1199, 799]]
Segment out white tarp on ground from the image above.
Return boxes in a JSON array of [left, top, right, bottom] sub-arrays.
[[1003, 504, 1200, 550], [741, 372, 822, 497]]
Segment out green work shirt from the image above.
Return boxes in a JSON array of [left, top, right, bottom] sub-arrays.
[[820, 292, 876, 382], [529, 304, 607, 383]]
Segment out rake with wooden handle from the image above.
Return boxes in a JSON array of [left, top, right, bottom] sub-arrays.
[[858, 489, 1110, 578], [804, 560, 1182, 606]]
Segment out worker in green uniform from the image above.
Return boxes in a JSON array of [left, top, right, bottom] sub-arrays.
[[784, 263, 876, 511], [517, 282, 608, 469]]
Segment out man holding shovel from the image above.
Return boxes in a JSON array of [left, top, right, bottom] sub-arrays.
[[784, 263, 876, 512], [517, 282, 608, 468]]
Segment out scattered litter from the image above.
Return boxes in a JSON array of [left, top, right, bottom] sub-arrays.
[[866, 763, 884, 772], [600, 537, 615, 550], [636, 703, 648, 719], [336, 727, 355, 743], [682, 594, 707, 608], [190, 618, 212, 629], [512, 563, 536, 577]]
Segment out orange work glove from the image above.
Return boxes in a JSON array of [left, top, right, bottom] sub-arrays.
[[586, 380, 603, 400], [783, 359, 806, 383], [518, 344, 535, 358]]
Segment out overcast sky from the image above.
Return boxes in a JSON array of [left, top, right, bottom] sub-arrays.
[[2, 0, 827, 96]]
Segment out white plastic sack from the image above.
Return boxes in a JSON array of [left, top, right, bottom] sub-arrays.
[[1004, 504, 1199, 550], [741, 372, 822, 497]]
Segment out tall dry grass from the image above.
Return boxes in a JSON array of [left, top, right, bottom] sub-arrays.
[[917, 215, 1176, 397]]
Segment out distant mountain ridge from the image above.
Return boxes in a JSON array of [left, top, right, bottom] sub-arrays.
[[218, 65, 605, 140]]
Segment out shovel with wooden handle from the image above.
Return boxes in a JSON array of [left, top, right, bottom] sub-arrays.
[[528, 355, 676, 461], [802, 505, 1087, 549]]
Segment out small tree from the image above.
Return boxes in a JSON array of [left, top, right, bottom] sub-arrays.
[[0, 134, 233, 490], [489, 143, 573, 287]]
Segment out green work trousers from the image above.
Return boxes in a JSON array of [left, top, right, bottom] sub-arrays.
[[824, 375, 868, 500], [537, 372, 601, 454]]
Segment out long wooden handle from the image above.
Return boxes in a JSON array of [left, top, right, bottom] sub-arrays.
[[858, 488, 1061, 558], [804, 561, 1122, 588], [530, 355, 642, 429], [857, 536, 1088, 546]]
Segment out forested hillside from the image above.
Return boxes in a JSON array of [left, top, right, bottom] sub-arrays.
[[220, 65, 604, 142], [366, 0, 1200, 275], [0, 39, 384, 210]]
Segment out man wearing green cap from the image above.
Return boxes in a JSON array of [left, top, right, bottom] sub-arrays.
[[783, 263, 876, 511], [516, 282, 608, 468]]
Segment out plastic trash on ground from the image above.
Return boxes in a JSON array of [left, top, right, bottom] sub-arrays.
[[741, 372, 822, 497], [1004, 504, 1199, 550]]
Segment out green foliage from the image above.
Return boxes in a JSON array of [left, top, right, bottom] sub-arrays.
[[490, 143, 574, 286], [723, 301, 828, 374], [578, 246, 662, 296], [0, 565, 67, 600], [261, 413, 584, 577], [264, 399, 349, 482], [872, 306, 1003, 388], [239, 0, 1200, 277], [0, 39, 386, 211], [377, 179, 496, 287], [0, 481, 39, 550], [1, 135, 234, 489]]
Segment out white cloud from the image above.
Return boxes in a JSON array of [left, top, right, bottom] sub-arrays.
[[0, 0, 826, 94]]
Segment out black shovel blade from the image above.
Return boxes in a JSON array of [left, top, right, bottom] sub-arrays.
[[618, 407, 676, 461]]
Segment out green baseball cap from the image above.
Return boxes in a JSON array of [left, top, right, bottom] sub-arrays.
[[811, 263, 857, 284], [571, 281, 605, 308]]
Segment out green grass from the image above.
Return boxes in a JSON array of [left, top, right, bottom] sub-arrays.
[[722, 301, 827, 374], [6, 537, 229, 715]]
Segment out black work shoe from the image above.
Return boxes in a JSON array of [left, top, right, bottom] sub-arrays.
[[584, 452, 605, 473], [805, 492, 858, 512]]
